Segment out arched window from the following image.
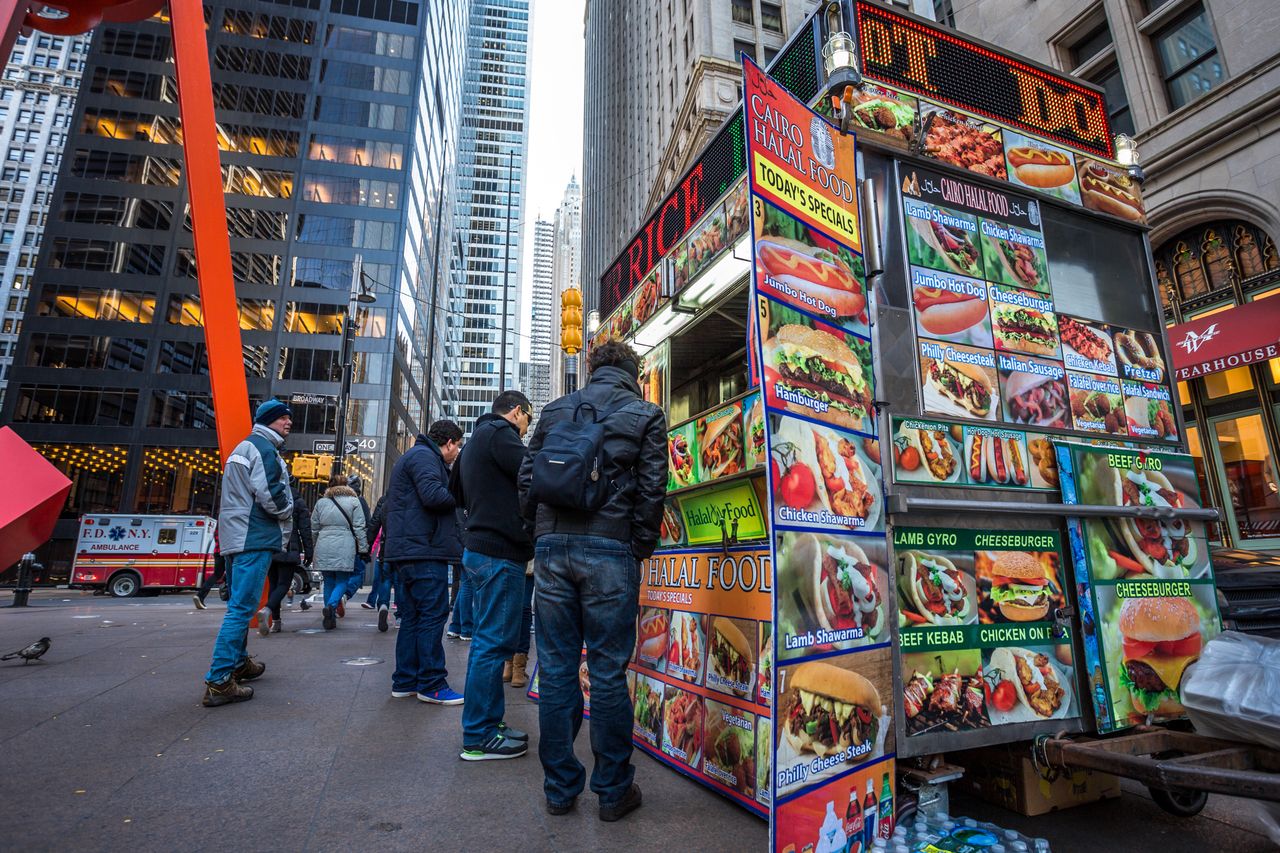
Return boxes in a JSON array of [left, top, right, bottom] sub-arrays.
[[1153, 219, 1278, 303]]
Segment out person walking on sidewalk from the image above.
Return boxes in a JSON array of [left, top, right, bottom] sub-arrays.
[[343, 474, 373, 606], [201, 399, 295, 707], [311, 473, 369, 630], [446, 523, 474, 642], [258, 476, 313, 635], [518, 339, 667, 819], [383, 419, 464, 705], [361, 494, 395, 631], [455, 390, 536, 761], [192, 528, 226, 610]]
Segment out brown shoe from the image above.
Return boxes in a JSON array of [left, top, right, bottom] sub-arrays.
[[503, 659, 513, 683], [202, 678, 253, 707], [232, 656, 265, 682], [510, 653, 529, 689]]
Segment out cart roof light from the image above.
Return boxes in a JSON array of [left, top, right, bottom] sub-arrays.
[[632, 302, 694, 351], [676, 234, 750, 312]]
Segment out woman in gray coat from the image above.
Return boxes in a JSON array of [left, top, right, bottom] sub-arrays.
[[311, 473, 369, 630]]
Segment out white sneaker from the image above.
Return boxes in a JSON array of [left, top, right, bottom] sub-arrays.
[[256, 607, 271, 637], [192, 594, 206, 610], [391, 690, 416, 699]]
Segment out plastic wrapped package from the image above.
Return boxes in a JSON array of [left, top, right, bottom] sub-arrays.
[[1183, 631, 1280, 751]]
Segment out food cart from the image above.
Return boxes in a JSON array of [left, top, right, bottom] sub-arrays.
[[587, 2, 1223, 849]]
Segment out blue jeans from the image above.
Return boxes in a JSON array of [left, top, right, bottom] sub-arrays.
[[345, 558, 364, 599], [322, 571, 353, 609], [448, 567, 475, 636], [516, 572, 534, 656], [204, 549, 272, 684], [534, 535, 639, 806], [392, 561, 451, 694], [460, 550, 526, 744], [365, 558, 393, 609]]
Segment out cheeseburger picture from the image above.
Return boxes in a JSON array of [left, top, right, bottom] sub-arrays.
[[1117, 596, 1203, 719], [781, 661, 882, 761], [765, 322, 873, 432], [987, 551, 1051, 622], [991, 300, 1059, 357]]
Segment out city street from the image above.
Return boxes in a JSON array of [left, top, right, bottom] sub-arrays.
[[0, 590, 1275, 852]]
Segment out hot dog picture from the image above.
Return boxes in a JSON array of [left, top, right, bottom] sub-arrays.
[[898, 551, 976, 626], [964, 431, 1030, 487], [637, 607, 670, 668], [1077, 157, 1145, 222], [756, 235, 867, 327], [1002, 131, 1081, 203], [910, 266, 992, 346], [659, 499, 685, 546]]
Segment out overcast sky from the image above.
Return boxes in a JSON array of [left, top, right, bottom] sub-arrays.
[[519, 0, 586, 361]]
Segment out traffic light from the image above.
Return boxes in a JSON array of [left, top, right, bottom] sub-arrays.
[[560, 287, 583, 354]]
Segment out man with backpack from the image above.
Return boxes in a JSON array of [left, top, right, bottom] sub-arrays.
[[454, 390, 535, 761], [518, 339, 667, 821]]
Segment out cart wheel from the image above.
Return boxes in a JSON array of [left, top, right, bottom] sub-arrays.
[[1148, 784, 1208, 817]]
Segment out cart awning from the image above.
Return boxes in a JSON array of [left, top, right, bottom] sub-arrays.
[[1168, 297, 1280, 381]]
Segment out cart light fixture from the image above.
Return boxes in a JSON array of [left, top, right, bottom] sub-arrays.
[[823, 32, 862, 133], [675, 234, 750, 313], [1113, 133, 1146, 186], [632, 302, 693, 353]]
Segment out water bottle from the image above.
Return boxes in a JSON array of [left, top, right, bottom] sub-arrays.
[[1034, 841, 1050, 853], [1011, 842, 1029, 852]]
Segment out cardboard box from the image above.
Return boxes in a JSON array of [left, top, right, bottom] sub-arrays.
[[952, 744, 1121, 816]]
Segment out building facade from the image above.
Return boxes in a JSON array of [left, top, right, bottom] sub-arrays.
[[523, 215, 554, 413], [0, 1, 468, 572], [451, 0, 530, 433], [944, 0, 1280, 547], [581, 0, 815, 312], [550, 173, 581, 395], [0, 32, 90, 408]]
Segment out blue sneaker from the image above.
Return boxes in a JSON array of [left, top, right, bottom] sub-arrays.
[[460, 733, 527, 761], [417, 687, 464, 705], [498, 722, 528, 741]]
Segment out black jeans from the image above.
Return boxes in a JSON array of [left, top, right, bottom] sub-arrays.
[[195, 553, 227, 602], [266, 559, 297, 619]]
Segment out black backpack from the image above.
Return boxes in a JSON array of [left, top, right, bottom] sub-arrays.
[[527, 397, 639, 511]]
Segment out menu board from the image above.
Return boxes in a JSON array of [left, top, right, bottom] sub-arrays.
[[632, 545, 774, 815], [901, 164, 1178, 444], [894, 527, 1081, 751], [743, 55, 897, 849], [1056, 444, 1222, 733], [889, 416, 1060, 492]]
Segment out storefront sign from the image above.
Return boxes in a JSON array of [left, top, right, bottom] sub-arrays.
[[680, 480, 767, 546], [1167, 297, 1280, 381], [1055, 443, 1222, 733], [893, 527, 1081, 752], [855, 2, 1112, 158]]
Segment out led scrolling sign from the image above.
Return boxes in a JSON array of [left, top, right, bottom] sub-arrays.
[[855, 3, 1113, 158]]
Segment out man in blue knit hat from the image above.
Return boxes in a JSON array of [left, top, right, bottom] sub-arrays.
[[201, 398, 295, 706]]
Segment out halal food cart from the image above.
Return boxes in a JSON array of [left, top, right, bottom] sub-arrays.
[[588, 2, 1224, 849]]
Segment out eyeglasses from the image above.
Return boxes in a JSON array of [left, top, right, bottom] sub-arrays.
[[520, 406, 533, 420]]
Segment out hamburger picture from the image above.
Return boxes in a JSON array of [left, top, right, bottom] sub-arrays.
[[988, 552, 1051, 622], [781, 661, 882, 760], [708, 617, 754, 697], [1118, 596, 1203, 717], [992, 302, 1059, 357], [765, 323, 872, 431]]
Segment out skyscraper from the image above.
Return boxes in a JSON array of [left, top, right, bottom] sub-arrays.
[[1, 1, 468, 570], [523, 215, 554, 414], [581, 0, 814, 309], [0, 32, 91, 408], [451, 0, 531, 434], [550, 174, 581, 395]]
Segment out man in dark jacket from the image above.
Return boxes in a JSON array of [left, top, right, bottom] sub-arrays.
[[517, 340, 667, 820], [257, 477, 314, 635], [383, 419, 464, 704], [455, 390, 535, 760]]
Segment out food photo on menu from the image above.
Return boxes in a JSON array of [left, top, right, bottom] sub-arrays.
[[775, 649, 894, 795], [979, 220, 1050, 294], [909, 265, 993, 349], [696, 401, 745, 482], [758, 623, 773, 705], [770, 416, 882, 533], [686, 203, 728, 283], [1058, 314, 1119, 376], [963, 426, 1033, 488], [659, 498, 686, 547], [919, 340, 999, 422], [667, 421, 698, 490], [609, 293, 634, 340], [903, 196, 984, 280], [632, 268, 661, 328], [1067, 371, 1128, 436], [1122, 379, 1178, 441], [975, 549, 1064, 624], [726, 180, 750, 240], [827, 81, 918, 147], [1002, 129, 1082, 205], [1114, 327, 1167, 384], [897, 549, 978, 627], [742, 391, 766, 469], [902, 649, 991, 736], [665, 611, 707, 684], [989, 285, 1060, 358], [660, 685, 706, 768], [891, 420, 963, 486], [632, 673, 665, 747], [983, 644, 1075, 724], [776, 531, 889, 662], [1025, 435, 1060, 489], [1076, 155, 1146, 223], [636, 606, 670, 671], [706, 616, 757, 700], [1071, 450, 1211, 579], [756, 716, 772, 806], [998, 353, 1070, 430], [703, 699, 758, 798], [754, 200, 869, 335], [918, 103, 1007, 180]]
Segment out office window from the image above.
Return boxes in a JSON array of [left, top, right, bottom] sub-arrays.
[[1072, 23, 1113, 67], [733, 39, 756, 63], [1153, 5, 1224, 109], [760, 2, 783, 33], [731, 0, 752, 25], [1094, 63, 1134, 136], [37, 286, 157, 322]]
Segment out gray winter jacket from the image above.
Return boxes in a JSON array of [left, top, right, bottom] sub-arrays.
[[218, 424, 293, 557], [311, 486, 369, 572]]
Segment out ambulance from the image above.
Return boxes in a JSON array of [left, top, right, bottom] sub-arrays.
[[71, 514, 217, 597]]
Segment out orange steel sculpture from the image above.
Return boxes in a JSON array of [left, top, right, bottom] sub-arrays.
[[0, 1, 251, 464]]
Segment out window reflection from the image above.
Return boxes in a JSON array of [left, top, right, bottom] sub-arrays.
[[37, 285, 156, 322], [165, 294, 276, 330], [1214, 413, 1280, 540], [31, 443, 130, 518], [135, 447, 221, 514]]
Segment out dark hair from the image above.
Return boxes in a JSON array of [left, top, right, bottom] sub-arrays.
[[492, 389, 531, 416], [588, 338, 640, 374], [327, 472, 347, 488], [428, 419, 463, 446]]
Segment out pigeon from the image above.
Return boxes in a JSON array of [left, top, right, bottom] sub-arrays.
[[2, 637, 50, 664]]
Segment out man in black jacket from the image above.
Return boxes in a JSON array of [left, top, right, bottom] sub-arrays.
[[455, 390, 535, 761], [258, 477, 314, 635], [383, 419, 464, 705], [518, 340, 667, 820]]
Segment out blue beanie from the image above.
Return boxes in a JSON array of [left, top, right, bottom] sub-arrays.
[[254, 399, 292, 426]]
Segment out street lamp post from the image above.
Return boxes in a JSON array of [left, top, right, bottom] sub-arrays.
[[334, 254, 376, 472]]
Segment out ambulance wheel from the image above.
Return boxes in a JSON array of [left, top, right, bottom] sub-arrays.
[[107, 571, 141, 598], [1148, 785, 1207, 817]]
